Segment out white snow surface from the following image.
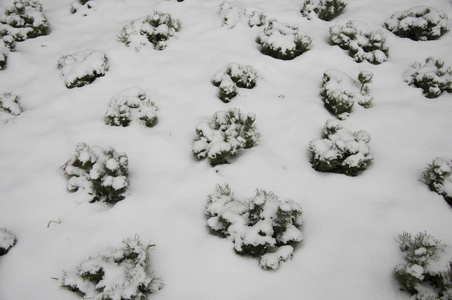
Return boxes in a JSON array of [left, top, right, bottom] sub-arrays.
[[0, 0, 452, 300]]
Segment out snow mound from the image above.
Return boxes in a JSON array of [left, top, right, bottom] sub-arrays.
[[0, 228, 16, 256], [0, 92, 22, 123], [219, 1, 267, 29], [301, 0, 348, 21], [70, 0, 95, 16], [211, 63, 258, 102]]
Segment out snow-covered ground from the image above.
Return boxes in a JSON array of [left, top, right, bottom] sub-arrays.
[[0, 0, 451, 299]]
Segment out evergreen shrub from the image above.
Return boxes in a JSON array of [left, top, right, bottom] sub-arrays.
[[219, 1, 267, 29], [57, 49, 109, 89], [394, 232, 452, 300], [301, 0, 347, 21], [404, 57, 452, 98], [62, 142, 129, 204], [0, 32, 15, 70], [320, 69, 373, 119], [206, 184, 303, 270], [0, 228, 16, 256], [309, 119, 373, 176], [384, 6, 448, 41], [329, 20, 389, 64], [256, 19, 312, 60], [60, 236, 163, 300], [105, 87, 158, 127], [192, 108, 260, 166], [211, 63, 258, 102], [70, 0, 94, 15], [118, 11, 181, 51], [421, 157, 452, 206], [0, 92, 23, 121]]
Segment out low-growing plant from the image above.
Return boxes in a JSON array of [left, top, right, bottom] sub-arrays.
[[0, 227, 16, 256], [206, 184, 303, 270], [118, 11, 181, 51], [211, 63, 258, 102], [105, 87, 158, 127], [421, 157, 452, 206], [219, 1, 267, 29], [57, 49, 109, 89], [60, 236, 163, 300], [309, 119, 373, 176], [301, 0, 348, 21], [320, 69, 373, 119], [256, 19, 312, 60], [0, 92, 23, 121], [0, 32, 15, 70], [61, 142, 129, 204], [404, 57, 452, 98], [394, 232, 452, 299], [329, 20, 389, 64], [70, 0, 94, 16], [384, 6, 449, 41], [192, 108, 260, 166]]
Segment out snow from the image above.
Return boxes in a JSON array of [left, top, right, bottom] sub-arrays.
[[0, 0, 451, 299]]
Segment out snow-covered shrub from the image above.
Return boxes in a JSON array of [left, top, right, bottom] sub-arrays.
[[70, 0, 95, 16], [0, 32, 15, 70], [309, 119, 373, 176], [421, 157, 452, 206], [60, 236, 163, 300], [384, 6, 448, 41], [57, 49, 109, 89], [105, 87, 158, 127], [117, 11, 181, 51], [205, 184, 303, 270], [329, 20, 389, 64], [0, 92, 23, 121], [62, 143, 129, 204], [0, 228, 16, 256], [256, 19, 312, 60], [404, 57, 452, 98], [301, 0, 348, 21], [320, 69, 373, 119], [394, 232, 452, 299], [192, 108, 260, 166], [219, 1, 267, 29], [0, 0, 50, 42], [211, 63, 258, 102]]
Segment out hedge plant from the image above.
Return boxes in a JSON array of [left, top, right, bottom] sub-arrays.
[[301, 0, 348, 21], [211, 63, 258, 102], [0, 92, 23, 122], [421, 157, 452, 206]]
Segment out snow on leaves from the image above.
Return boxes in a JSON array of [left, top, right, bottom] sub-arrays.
[[0, 92, 23, 122], [205, 185, 303, 270], [219, 1, 267, 29], [421, 157, 452, 206], [211, 63, 258, 102], [0, 228, 16, 256], [70, 0, 95, 16], [301, 0, 348, 21]]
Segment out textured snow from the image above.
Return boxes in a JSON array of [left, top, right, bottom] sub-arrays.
[[0, 228, 16, 251]]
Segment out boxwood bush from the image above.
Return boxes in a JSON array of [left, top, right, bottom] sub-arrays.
[[0, 32, 15, 70], [421, 157, 452, 206], [301, 0, 348, 21], [219, 1, 267, 29], [0, 228, 16, 256], [0, 92, 23, 122], [211, 63, 258, 102], [70, 0, 94, 15]]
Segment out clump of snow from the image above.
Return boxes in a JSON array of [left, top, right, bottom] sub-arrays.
[[205, 185, 303, 270], [70, 0, 95, 16], [0, 228, 16, 256], [62, 142, 129, 204], [404, 57, 452, 99], [0, 0, 50, 42], [309, 119, 373, 176], [193, 108, 260, 166], [301, 0, 348, 21], [117, 11, 181, 51], [219, 1, 267, 29], [105, 87, 159, 128], [320, 69, 373, 120], [57, 49, 109, 89], [329, 20, 389, 64], [0, 92, 22, 122], [421, 157, 452, 206], [211, 63, 258, 102], [256, 19, 312, 60], [60, 236, 163, 300], [384, 6, 449, 41]]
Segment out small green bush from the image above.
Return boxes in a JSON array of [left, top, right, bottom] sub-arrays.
[[206, 184, 303, 270], [0, 32, 15, 70], [192, 108, 260, 166], [301, 0, 348, 21], [0, 92, 23, 122], [60, 236, 163, 300], [219, 1, 267, 29], [404, 57, 452, 98], [211, 63, 258, 102], [421, 157, 452, 206], [0, 228, 16, 256], [70, 0, 94, 15], [62, 143, 129, 204]]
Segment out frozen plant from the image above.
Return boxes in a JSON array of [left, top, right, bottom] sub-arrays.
[[0, 228, 16, 256], [320, 69, 373, 119], [211, 63, 258, 102], [256, 19, 312, 60], [60, 236, 163, 300], [192, 108, 260, 166], [70, 0, 95, 16], [309, 119, 373, 176], [57, 49, 109, 89], [404, 57, 452, 98], [0, 32, 15, 70], [329, 20, 389, 64], [62, 142, 129, 204], [219, 1, 267, 29], [301, 0, 348, 21], [117, 11, 181, 51], [421, 157, 452, 206], [384, 6, 448, 41], [205, 184, 303, 270], [0, 0, 50, 42], [0, 92, 23, 122], [105, 87, 158, 127], [394, 232, 452, 299]]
